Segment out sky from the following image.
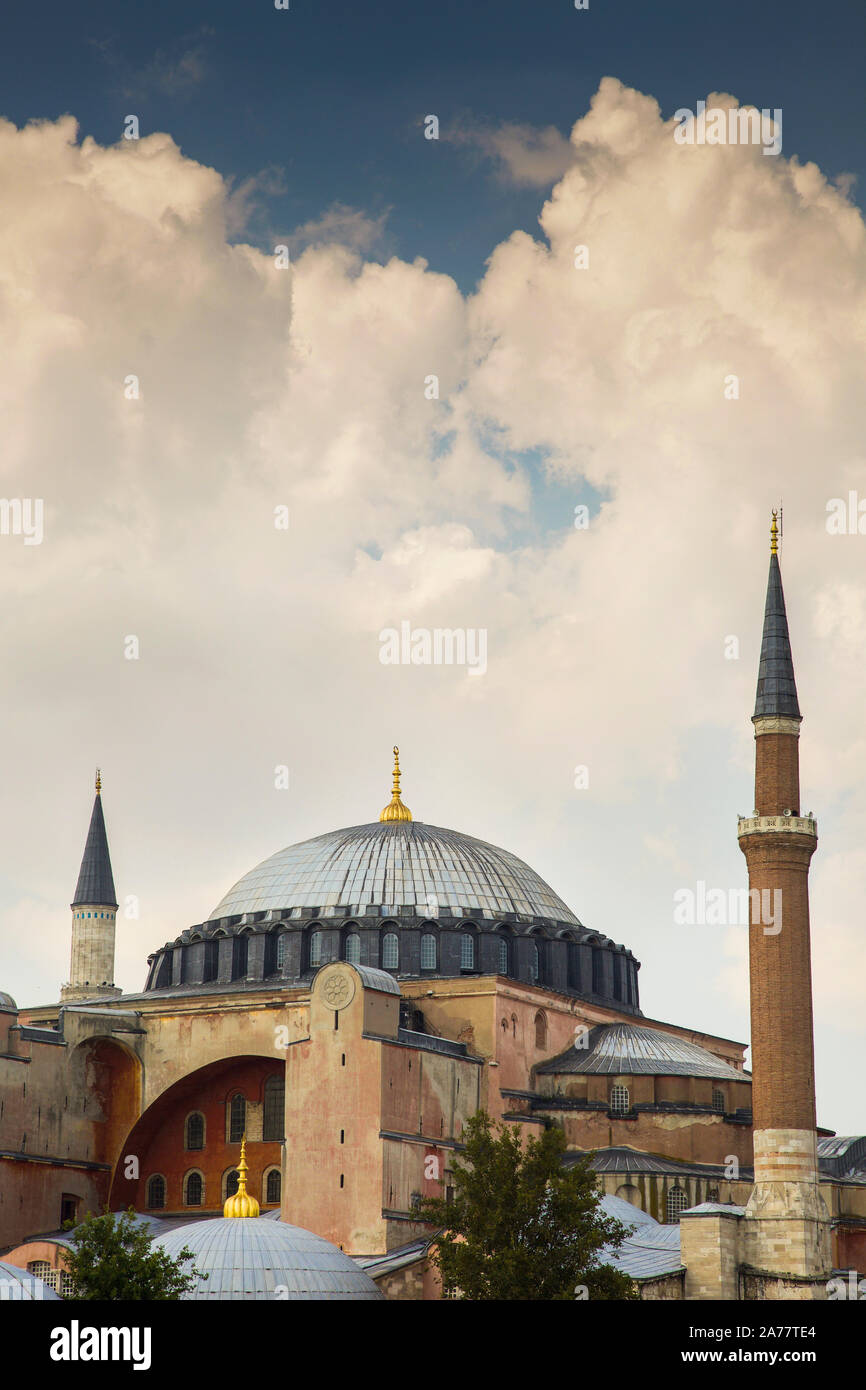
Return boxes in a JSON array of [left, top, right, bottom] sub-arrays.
[[0, 1, 865, 1130]]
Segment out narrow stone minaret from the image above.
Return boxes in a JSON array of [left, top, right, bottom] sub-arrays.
[[61, 770, 121, 1002], [737, 514, 831, 1296]]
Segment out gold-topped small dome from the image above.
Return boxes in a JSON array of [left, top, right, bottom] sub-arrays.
[[223, 1136, 260, 1218], [379, 746, 412, 823]]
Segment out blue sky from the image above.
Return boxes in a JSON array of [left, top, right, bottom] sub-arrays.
[[2, 0, 864, 291]]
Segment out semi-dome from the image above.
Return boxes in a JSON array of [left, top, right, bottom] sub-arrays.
[[211, 820, 581, 925], [152, 1216, 383, 1300], [0, 991, 17, 1011]]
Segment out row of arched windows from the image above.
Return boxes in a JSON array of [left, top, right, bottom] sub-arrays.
[[608, 1086, 726, 1116], [305, 928, 549, 978], [145, 1168, 281, 1209], [182, 1078, 286, 1151], [171, 925, 634, 1000]]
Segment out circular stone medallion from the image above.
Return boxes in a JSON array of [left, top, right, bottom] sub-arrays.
[[321, 968, 356, 1009]]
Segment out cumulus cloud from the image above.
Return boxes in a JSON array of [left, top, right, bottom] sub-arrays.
[[1, 79, 864, 1127]]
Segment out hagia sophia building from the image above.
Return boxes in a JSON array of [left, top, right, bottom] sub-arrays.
[[1, 518, 864, 1300]]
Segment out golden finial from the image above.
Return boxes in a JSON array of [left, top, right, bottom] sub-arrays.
[[379, 745, 413, 823], [770, 510, 779, 556], [223, 1135, 260, 1219], [95, 768, 102, 794]]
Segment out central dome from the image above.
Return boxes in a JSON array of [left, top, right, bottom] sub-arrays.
[[210, 820, 581, 925]]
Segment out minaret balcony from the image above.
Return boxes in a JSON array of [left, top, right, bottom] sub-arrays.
[[737, 813, 817, 838]]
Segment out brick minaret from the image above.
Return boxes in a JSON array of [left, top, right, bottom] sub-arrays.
[[737, 514, 831, 1295], [61, 770, 122, 1002]]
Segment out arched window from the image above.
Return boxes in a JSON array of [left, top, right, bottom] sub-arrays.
[[497, 934, 509, 975], [511, 1014, 517, 1037], [344, 933, 360, 964], [225, 1169, 240, 1200], [666, 1186, 688, 1223], [276, 933, 287, 970], [712, 1088, 725, 1113], [185, 1112, 205, 1151], [610, 1084, 630, 1115], [460, 933, 475, 971], [530, 942, 540, 985], [534, 1010, 547, 1049], [309, 931, 323, 968], [263, 1075, 285, 1141], [203, 938, 219, 982], [420, 933, 437, 970], [382, 932, 399, 971], [185, 1171, 203, 1207], [266, 1169, 281, 1204], [146, 1175, 166, 1210], [228, 1092, 246, 1144], [707, 1186, 719, 1203]]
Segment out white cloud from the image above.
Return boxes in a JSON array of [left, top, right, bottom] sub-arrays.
[[1, 79, 865, 1128]]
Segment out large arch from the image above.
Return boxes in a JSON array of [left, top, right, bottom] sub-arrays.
[[108, 1054, 285, 1215]]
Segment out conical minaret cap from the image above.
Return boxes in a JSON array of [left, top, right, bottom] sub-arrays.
[[71, 771, 118, 908], [753, 513, 801, 721]]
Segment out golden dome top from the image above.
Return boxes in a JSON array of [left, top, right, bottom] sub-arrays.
[[223, 1136, 260, 1219], [770, 509, 779, 555], [379, 746, 412, 823]]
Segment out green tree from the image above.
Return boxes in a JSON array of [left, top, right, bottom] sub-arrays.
[[63, 1208, 205, 1301], [418, 1112, 638, 1300]]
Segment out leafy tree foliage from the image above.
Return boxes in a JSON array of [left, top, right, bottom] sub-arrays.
[[63, 1207, 205, 1301], [418, 1112, 639, 1300]]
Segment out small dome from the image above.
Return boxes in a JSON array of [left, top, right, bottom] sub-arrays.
[[0, 1260, 61, 1300], [152, 1217, 384, 1300], [0, 991, 17, 1011]]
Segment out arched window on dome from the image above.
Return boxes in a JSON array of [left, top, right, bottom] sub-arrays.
[[497, 933, 510, 976], [202, 938, 219, 983], [666, 1186, 688, 1223], [228, 1092, 246, 1144], [460, 933, 475, 972], [420, 933, 437, 971], [146, 1174, 166, 1210], [382, 933, 399, 972], [529, 942, 540, 985], [184, 1171, 204, 1207], [344, 933, 361, 965], [263, 1075, 285, 1141], [276, 932, 287, 971], [534, 1010, 548, 1049], [185, 1111, 205, 1151], [265, 1168, 281, 1205], [309, 930, 323, 969], [610, 1084, 630, 1116]]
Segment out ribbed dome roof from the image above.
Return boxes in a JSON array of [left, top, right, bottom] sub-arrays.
[[210, 820, 580, 925], [0, 991, 17, 1010], [538, 1023, 748, 1081], [152, 1217, 383, 1300]]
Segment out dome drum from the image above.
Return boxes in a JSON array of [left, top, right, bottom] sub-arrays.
[[144, 913, 641, 1012]]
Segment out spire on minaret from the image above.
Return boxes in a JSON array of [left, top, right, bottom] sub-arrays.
[[71, 772, 118, 909], [753, 513, 801, 721]]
